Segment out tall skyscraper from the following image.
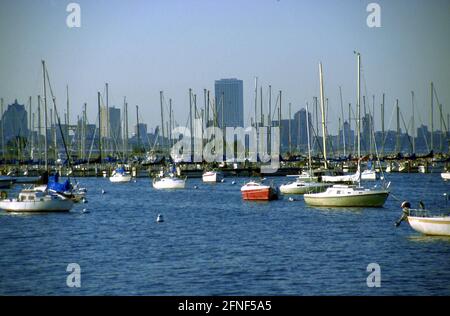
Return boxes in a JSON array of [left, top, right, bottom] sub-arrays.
[[0, 99, 28, 143], [214, 78, 244, 128], [100, 106, 121, 141], [293, 108, 312, 151]]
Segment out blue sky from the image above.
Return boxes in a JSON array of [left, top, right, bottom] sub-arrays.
[[0, 0, 449, 135]]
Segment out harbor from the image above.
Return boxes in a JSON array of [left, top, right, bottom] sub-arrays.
[[1, 0, 449, 299]]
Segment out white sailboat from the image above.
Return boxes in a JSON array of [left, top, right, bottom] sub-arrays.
[[304, 54, 390, 208], [109, 167, 132, 183], [152, 167, 186, 189], [396, 201, 450, 236], [280, 101, 329, 195], [0, 190, 74, 213]]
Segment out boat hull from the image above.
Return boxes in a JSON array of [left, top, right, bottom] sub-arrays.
[[202, 172, 223, 183], [441, 172, 450, 180], [152, 179, 186, 189], [304, 191, 389, 207], [407, 216, 450, 236], [241, 188, 278, 201], [0, 199, 74, 212], [280, 182, 329, 195], [109, 174, 132, 183]]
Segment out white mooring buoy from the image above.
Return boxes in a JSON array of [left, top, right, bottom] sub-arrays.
[[156, 214, 164, 223], [288, 197, 295, 202]]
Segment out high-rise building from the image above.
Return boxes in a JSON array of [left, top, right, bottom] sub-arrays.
[[100, 106, 121, 140], [214, 78, 244, 128], [108, 107, 121, 141], [1, 99, 28, 143], [293, 108, 312, 151], [134, 123, 147, 142]]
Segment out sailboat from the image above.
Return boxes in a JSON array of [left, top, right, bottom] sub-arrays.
[[280, 102, 330, 194], [304, 54, 390, 208], [152, 166, 186, 189], [109, 167, 132, 183], [0, 189, 74, 213]]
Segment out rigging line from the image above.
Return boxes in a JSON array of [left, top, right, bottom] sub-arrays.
[[382, 102, 396, 150], [415, 97, 430, 152], [87, 112, 99, 163], [399, 110, 413, 153], [44, 65, 73, 182], [432, 85, 448, 132]]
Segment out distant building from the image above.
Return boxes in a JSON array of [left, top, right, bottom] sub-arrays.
[[100, 106, 121, 141], [214, 78, 244, 128], [1, 99, 28, 143], [134, 123, 147, 142], [362, 113, 373, 154], [293, 108, 312, 152]]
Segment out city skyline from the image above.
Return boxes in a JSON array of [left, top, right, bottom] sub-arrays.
[[0, 0, 449, 137]]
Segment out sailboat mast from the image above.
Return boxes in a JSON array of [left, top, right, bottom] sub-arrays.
[[431, 82, 434, 151], [42, 60, 48, 171], [159, 91, 165, 150], [1, 98, 4, 161], [396, 99, 400, 153], [66, 85, 70, 157], [37, 95, 41, 164], [339, 86, 346, 157], [97, 91, 102, 162], [189, 88, 193, 157], [28, 96, 32, 158], [356, 53, 361, 159], [136, 105, 140, 150], [411, 91, 415, 153], [260, 87, 263, 127], [125, 100, 128, 160], [381, 93, 385, 156], [83, 102, 87, 160], [319, 62, 328, 169], [254, 77, 258, 128], [106, 82, 109, 154], [169, 98, 172, 148], [306, 101, 312, 174], [288, 102, 292, 153]]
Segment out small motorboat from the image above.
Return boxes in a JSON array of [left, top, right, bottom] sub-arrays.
[[153, 174, 186, 189], [396, 201, 450, 236], [109, 167, 132, 183], [241, 181, 278, 201], [0, 189, 74, 213], [202, 171, 224, 183]]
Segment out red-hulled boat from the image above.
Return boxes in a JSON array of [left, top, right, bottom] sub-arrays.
[[240, 181, 279, 201]]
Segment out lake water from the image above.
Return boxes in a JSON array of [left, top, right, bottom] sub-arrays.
[[0, 173, 449, 295]]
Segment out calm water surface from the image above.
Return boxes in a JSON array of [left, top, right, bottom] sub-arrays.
[[0, 173, 449, 295]]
